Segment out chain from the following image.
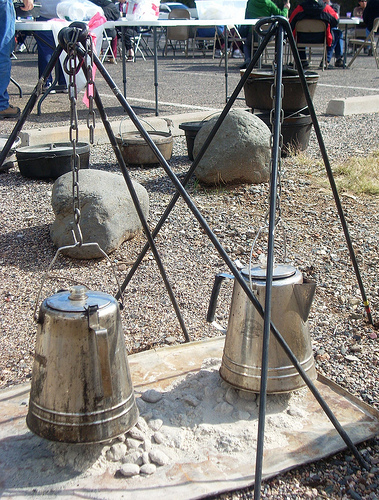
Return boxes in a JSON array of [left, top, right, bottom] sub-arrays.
[[66, 31, 83, 246], [85, 35, 95, 144]]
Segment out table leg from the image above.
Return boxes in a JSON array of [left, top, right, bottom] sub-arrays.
[[121, 27, 127, 96], [343, 24, 348, 68], [153, 26, 159, 116]]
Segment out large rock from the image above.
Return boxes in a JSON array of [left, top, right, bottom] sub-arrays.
[[193, 109, 271, 185], [50, 169, 149, 259]]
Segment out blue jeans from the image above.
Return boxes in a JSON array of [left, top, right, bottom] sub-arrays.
[[35, 16, 66, 86], [327, 28, 343, 62], [0, 0, 15, 110]]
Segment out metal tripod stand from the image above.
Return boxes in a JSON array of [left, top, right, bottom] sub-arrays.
[[0, 16, 374, 499]]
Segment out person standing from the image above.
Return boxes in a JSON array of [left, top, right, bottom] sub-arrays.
[[0, 0, 34, 119], [323, 0, 344, 67], [35, 0, 68, 92]]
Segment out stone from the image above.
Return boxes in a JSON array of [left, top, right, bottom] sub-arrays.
[[140, 463, 157, 475], [107, 442, 127, 461], [148, 418, 163, 431], [192, 109, 271, 186], [149, 448, 170, 466], [153, 431, 165, 444], [141, 389, 163, 403], [127, 427, 145, 441], [50, 169, 149, 259], [122, 450, 143, 465], [119, 463, 140, 477]]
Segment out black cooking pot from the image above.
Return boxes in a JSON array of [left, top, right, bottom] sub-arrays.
[[178, 121, 209, 161], [16, 142, 90, 180]]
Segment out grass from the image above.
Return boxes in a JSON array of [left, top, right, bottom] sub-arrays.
[[332, 151, 379, 195], [284, 149, 379, 196]]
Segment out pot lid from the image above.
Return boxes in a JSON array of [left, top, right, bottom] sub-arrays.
[[0, 134, 21, 152], [241, 264, 296, 280], [45, 286, 111, 312], [16, 142, 90, 158]]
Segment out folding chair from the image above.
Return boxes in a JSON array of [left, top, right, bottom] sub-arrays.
[[192, 26, 222, 58], [348, 17, 379, 68], [219, 25, 245, 66], [295, 19, 327, 70], [133, 27, 154, 61], [164, 9, 190, 57], [101, 32, 117, 63]]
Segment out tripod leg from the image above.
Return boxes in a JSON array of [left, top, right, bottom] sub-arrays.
[[0, 44, 64, 169]]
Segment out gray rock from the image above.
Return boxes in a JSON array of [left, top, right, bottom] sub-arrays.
[[119, 463, 140, 477], [122, 450, 143, 465], [107, 442, 127, 461], [127, 427, 145, 441], [193, 109, 271, 185], [149, 449, 170, 466], [141, 389, 163, 403], [148, 418, 163, 431], [50, 169, 149, 259], [140, 463, 157, 475]]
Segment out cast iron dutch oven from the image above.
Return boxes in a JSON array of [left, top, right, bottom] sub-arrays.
[[16, 142, 90, 180]]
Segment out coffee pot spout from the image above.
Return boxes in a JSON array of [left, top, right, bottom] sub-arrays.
[[294, 279, 316, 322]]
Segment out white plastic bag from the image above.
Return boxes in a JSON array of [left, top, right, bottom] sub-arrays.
[[56, 0, 104, 22]]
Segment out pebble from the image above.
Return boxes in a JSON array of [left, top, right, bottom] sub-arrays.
[[149, 449, 170, 466], [118, 463, 140, 477], [148, 418, 163, 431], [141, 389, 163, 403], [140, 463, 157, 475]]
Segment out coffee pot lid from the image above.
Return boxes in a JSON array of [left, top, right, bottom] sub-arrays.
[[45, 285, 111, 312], [241, 264, 296, 280]]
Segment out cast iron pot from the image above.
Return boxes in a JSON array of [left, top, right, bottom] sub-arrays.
[[179, 121, 209, 161], [255, 109, 313, 156], [16, 142, 90, 180], [116, 131, 173, 166], [241, 69, 319, 112]]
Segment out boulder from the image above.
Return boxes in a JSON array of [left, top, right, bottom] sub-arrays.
[[50, 169, 149, 259], [192, 109, 271, 185]]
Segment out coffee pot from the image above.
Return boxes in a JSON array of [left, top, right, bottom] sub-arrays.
[[207, 264, 317, 393], [27, 285, 138, 443]]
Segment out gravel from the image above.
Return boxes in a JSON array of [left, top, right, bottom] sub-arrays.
[[1, 52, 379, 499]]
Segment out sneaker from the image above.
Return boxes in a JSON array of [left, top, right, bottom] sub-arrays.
[[335, 58, 344, 67], [232, 48, 243, 59], [55, 84, 68, 93], [43, 82, 55, 94], [319, 60, 329, 69], [214, 49, 222, 58], [0, 105, 20, 119], [301, 60, 309, 69], [16, 43, 27, 53]]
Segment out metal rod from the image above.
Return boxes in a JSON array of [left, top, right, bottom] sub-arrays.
[[81, 53, 191, 343], [153, 27, 159, 116], [254, 24, 285, 500], [281, 18, 374, 325], [87, 22, 369, 472], [115, 28, 273, 298]]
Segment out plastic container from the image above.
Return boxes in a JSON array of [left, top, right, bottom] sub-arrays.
[[195, 0, 246, 20], [126, 0, 160, 21]]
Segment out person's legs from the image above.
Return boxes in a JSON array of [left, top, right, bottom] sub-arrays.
[[35, 18, 66, 87], [0, 0, 19, 115]]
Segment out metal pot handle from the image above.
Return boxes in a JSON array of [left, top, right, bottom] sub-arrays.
[[88, 304, 113, 399], [206, 272, 234, 333]]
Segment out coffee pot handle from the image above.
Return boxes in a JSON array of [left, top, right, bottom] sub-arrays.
[[206, 273, 234, 331], [88, 305, 113, 399]]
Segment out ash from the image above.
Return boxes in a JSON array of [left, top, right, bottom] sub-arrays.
[[48, 358, 309, 479]]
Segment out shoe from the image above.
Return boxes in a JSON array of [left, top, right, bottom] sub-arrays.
[[0, 105, 20, 120], [214, 49, 222, 58], [319, 60, 329, 69], [16, 43, 26, 53], [301, 60, 309, 69], [126, 49, 134, 62], [55, 84, 68, 93], [239, 60, 249, 69], [335, 58, 344, 67], [43, 82, 55, 94], [107, 56, 117, 64], [232, 49, 243, 59]]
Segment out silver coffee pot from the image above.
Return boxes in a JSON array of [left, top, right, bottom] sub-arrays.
[[27, 285, 138, 443], [207, 264, 317, 393]]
